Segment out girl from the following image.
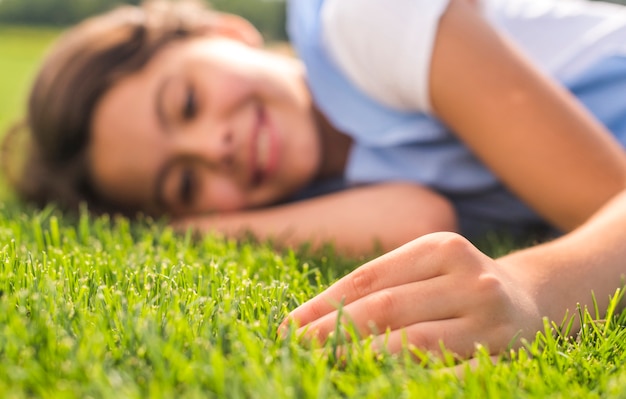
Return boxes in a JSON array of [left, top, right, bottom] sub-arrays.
[[5, 0, 626, 358], [4, 0, 626, 256]]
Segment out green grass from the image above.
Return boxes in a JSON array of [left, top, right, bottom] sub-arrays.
[[0, 203, 626, 398], [1, 26, 626, 398]]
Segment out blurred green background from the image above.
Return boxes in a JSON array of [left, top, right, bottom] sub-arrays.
[[0, 0, 287, 40], [0, 25, 58, 199], [0, 25, 58, 134]]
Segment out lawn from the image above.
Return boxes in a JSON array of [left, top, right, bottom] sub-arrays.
[[0, 25, 59, 200], [1, 26, 626, 398], [0, 25, 58, 134]]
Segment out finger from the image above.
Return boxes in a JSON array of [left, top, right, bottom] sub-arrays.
[[321, 326, 501, 368], [371, 317, 512, 359], [286, 232, 474, 328], [371, 318, 481, 359], [313, 319, 476, 366], [295, 274, 471, 342]]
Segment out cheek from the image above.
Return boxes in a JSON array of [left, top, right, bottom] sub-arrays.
[[287, 122, 321, 179], [199, 177, 246, 212], [89, 140, 160, 207], [275, 107, 321, 170], [284, 144, 319, 182]]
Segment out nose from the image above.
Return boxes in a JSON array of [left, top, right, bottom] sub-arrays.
[[178, 121, 236, 170]]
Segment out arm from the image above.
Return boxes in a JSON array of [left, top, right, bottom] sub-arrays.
[[500, 189, 626, 332], [430, 0, 626, 231], [173, 182, 456, 256], [281, 190, 626, 358]]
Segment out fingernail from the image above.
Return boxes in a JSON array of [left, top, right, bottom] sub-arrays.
[[277, 321, 289, 338], [277, 315, 298, 339]]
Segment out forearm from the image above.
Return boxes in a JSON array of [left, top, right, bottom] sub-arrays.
[[499, 191, 626, 330], [185, 204, 374, 254], [175, 183, 457, 256]]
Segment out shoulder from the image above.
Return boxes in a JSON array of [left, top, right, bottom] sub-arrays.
[[320, 0, 452, 112]]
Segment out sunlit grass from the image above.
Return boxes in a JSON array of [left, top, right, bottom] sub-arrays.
[[0, 203, 625, 398]]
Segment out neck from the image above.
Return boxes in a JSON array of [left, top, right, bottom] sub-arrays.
[[313, 106, 352, 180]]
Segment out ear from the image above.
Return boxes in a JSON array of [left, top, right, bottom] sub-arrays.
[[211, 13, 264, 48]]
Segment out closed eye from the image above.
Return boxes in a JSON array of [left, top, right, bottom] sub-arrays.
[[179, 167, 197, 207]]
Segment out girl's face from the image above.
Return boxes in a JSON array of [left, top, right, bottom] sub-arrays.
[[90, 34, 321, 216]]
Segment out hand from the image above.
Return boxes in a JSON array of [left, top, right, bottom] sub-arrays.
[[281, 232, 544, 358], [169, 214, 206, 233], [169, 213, 229, 237]]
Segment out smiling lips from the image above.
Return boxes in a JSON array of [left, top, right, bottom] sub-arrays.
[[250, 104, 278, 187]]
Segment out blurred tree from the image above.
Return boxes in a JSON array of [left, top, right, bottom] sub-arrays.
[[0, 0, 287, 41], [211, 0, 286, 41], [0, 0, 118, 25]]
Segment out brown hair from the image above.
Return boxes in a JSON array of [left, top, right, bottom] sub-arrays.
[[1, 0, 217, 215]]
